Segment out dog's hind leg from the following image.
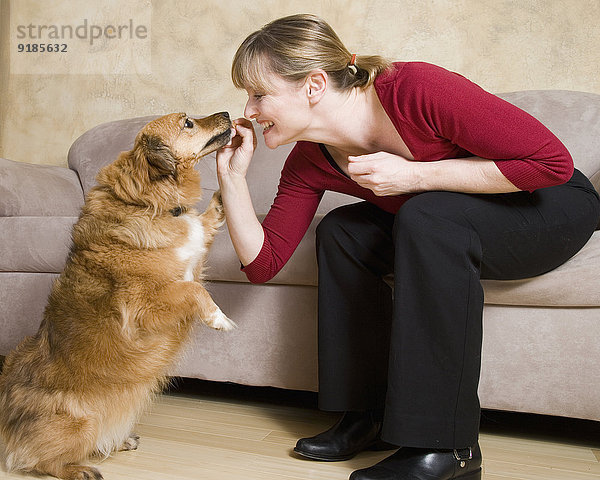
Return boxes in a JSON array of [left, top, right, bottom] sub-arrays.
[[118, 433, 140, 451], [35, 461, 103, 480], [7, 410, 103, 480]]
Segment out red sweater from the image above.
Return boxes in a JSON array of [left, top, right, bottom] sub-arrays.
[[242, 62, 573, 283]]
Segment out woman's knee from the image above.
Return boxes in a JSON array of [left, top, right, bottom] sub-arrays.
[[316, 202, 395, 265], [316, 202, 390, 244], [315, 205, 353, 244], [394, 192, 459, 237]]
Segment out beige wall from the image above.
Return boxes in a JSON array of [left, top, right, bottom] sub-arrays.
[[1, 0, 599, 167]]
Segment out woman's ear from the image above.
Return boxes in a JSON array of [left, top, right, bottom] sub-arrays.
[[305, 69, 327, 105]]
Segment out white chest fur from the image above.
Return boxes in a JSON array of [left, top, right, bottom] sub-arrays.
[[176, 215, 207, 281]]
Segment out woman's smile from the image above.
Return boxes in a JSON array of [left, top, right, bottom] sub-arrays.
[[260, 121, 274, 133]]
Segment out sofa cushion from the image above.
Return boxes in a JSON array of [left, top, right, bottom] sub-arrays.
[[205, 215, 321, 287], [205, 217, 600, 308], [0, 273, 58, 355], [67, 91, 600, 213], [0, 158, 83, 217], [481, 230, 600, 307], [68, 115, 158, 196], [0, 158, 83, 274], [0, 217, 76, 273], [497, 90, 600, 185], [68, 115, 228, 206]]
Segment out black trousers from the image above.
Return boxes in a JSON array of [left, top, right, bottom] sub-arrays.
[[315, 169, 600, 450]]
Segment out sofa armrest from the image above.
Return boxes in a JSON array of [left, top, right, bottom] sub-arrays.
[[68, 116, 158, 196], [0, 158, 84, 273], [0, 158, 84, 216]]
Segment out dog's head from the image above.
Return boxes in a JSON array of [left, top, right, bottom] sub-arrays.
[[96, 112, 231, 213], [135, 112, 232, 181]]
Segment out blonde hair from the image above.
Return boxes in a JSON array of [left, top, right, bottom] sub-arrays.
[[232, 14, 392, 93]]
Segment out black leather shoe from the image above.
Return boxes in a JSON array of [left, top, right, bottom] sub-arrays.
[[294, 411, 395, 461], [349, 442, 482, 480]]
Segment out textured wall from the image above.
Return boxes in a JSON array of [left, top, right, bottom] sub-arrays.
[[1, 0, 599, 167]]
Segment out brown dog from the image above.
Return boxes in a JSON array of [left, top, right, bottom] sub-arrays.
[[0, 112, 236, 480]]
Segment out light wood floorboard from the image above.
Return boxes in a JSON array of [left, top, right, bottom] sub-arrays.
[[0, 381, 598, 479]]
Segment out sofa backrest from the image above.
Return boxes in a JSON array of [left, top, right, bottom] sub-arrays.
[[498, 90, 600, 192], [67, 113, 355, 214], [68, 90, 600, 215]]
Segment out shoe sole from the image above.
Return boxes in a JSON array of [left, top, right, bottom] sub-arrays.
[[293, 440, 397, 462], [457, 468, 482, 480], [293, 447, 357, 462]]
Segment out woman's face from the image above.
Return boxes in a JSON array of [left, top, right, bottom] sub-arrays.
[[243, 72, 311, 149]]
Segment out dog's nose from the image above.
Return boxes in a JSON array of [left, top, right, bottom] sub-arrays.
[[220, 112, 230, 120]]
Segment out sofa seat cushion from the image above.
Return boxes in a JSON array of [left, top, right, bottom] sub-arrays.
[[0, 273, 59, 355], [6, 209, 596, 306], [205, 215, 320, 287], [481, 230, 600, 307], [206, 219, 600, 308], [0, 216, 77, 273], [0, 158, 84, 217]]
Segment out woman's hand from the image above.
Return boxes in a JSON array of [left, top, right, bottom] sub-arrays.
[[216, 118, 258, 180], [348, 152, 521, 195], [347, 152, 420, 196]]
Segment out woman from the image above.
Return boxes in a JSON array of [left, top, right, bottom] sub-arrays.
[[216, 14, 600, 480]]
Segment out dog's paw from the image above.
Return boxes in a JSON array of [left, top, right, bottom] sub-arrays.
[[119, 433, 140, 451], [61, 465, 103, 480], [209, 190, 225, 224], [205, 309, 236, 331]]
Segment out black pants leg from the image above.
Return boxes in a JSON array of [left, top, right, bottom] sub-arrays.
[[317, 202, 396, 411], [316, 169, 600, 449]]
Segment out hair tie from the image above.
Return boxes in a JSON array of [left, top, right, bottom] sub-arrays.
[[348, 53, 358, 74]]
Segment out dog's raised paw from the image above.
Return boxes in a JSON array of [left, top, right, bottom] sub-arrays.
[[210, 191, 225, 221], [205, 309, 236, 331]]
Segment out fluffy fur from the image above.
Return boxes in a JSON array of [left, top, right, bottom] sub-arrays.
[[0, 112, 235, 480]]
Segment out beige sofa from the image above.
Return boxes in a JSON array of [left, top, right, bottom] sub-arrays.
[[1, 90, 600, 422]]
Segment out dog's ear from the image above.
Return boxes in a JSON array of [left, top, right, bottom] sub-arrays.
[[138, 134, 178, 180]]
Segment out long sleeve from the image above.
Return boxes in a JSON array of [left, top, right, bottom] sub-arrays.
[[378, 63, 574, 191], [241, 145, 323, 283]]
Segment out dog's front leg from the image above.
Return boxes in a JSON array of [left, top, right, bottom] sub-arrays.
[[200, 190, 225, 249], [149, 281, 235, 332], [194, 285, 236, 331], [137, 281, 227, 332]]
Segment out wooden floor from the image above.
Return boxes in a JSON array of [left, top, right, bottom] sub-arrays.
[[0, 379, 598, 480]]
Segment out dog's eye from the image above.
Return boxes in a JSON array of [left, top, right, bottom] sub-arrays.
[[184, 119, 194, 129]]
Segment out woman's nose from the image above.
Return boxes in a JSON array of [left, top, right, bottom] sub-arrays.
[[244, 99, 258, 120]]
